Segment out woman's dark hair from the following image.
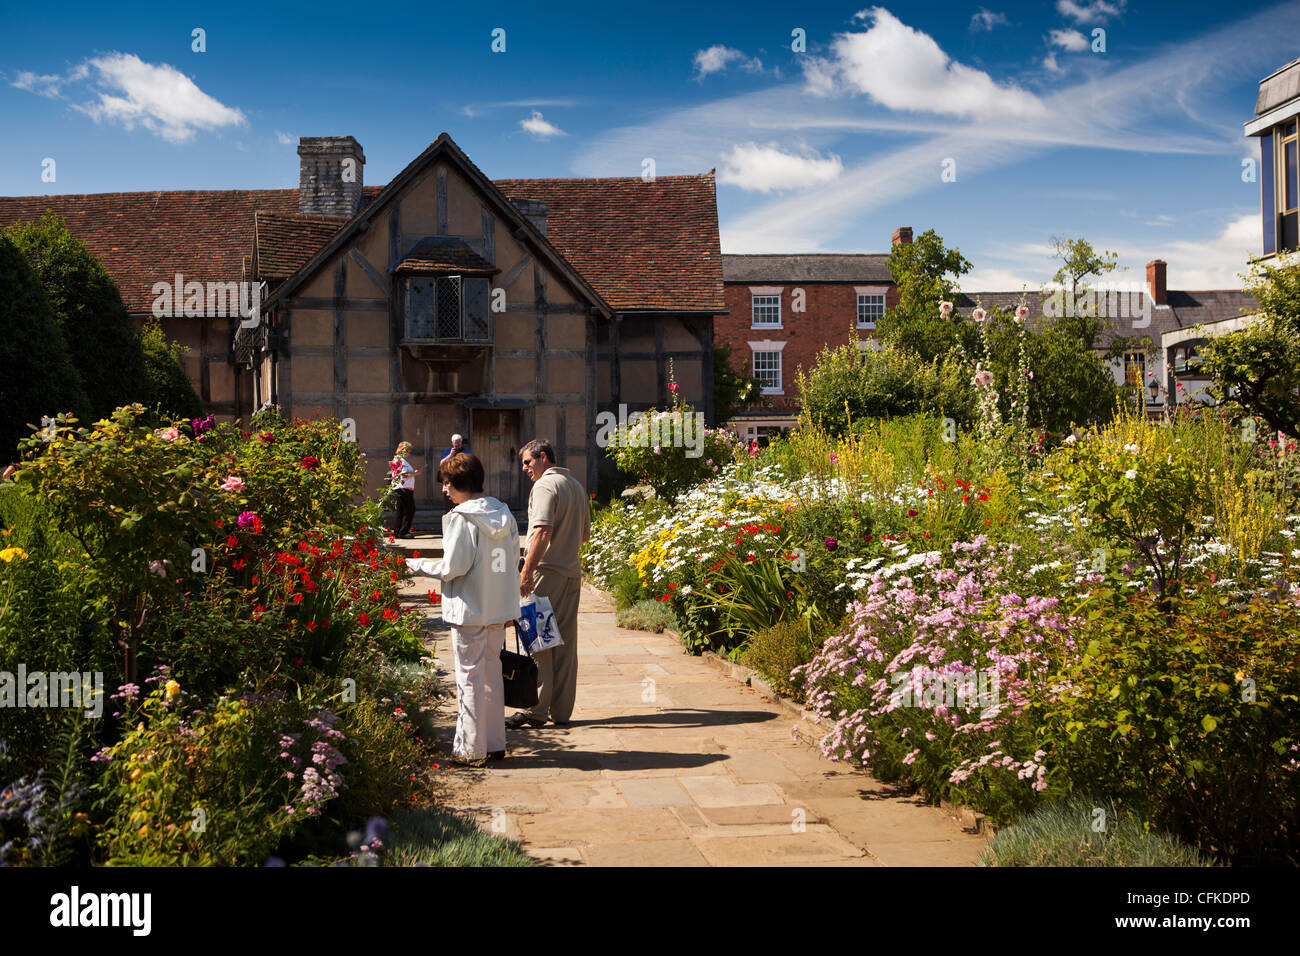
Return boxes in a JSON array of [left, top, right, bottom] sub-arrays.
[[441, 452, 485, 493]]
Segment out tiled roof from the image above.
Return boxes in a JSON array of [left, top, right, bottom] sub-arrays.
[[722, 254, 892, 283], [254, 211, 349, 279], [496, 175, 724, 312], [1, 174, 722, 315], [393, 237, 498, 275], [0, 190, 296, 313]]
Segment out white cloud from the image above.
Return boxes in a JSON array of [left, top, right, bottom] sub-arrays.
[[12, 64, 88, 98], [1056, 0, 1126, 23], [461, 105, 476, 118], [1152, 213, 1261, 288], [693, 45, 764, 80], [970, 8, 1009, 31], [1049, 29, 1090, 52], [520, 110, 566, 138], [718, 142, 844, 193], [78, 53, 245, 142], [805, 7, 1045, 119], [276, 130, 295, 145], [16, 53, 246, 142], [1043, 52, 1063, 73]]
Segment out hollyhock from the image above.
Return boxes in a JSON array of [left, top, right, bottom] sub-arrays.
[[972, 307, 987, 323], [301, 456, 320, 471], [939, 301, 953, 317]]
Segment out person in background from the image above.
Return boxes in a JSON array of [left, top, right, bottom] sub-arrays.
[[389, 441, 418, 538], [408, 453, 518, 764], [508, 439, 589, 729], [439, 434, 470, 518]]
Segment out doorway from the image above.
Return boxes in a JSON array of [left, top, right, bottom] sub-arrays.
[[471, 409, 522, 511]]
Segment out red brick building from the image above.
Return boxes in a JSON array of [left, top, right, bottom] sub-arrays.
[[719, 227, 911, 439]]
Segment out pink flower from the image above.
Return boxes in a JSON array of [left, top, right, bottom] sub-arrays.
[[1015, 305, 1029, 323], [237, 511, 259, 530], [939, 301, 953, 316], [221, 476, 245, 492], [668, 382, 679, 393], [829, 452, 839, 465], [301, 456, 320, 471], [972, 308, 987, 323], [158, 427, 180, 441]]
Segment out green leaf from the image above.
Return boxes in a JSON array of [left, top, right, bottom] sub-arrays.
[[1201, 715, 1217, 733]]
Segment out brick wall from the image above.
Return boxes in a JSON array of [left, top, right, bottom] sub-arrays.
[[717, 281, 897, 412]]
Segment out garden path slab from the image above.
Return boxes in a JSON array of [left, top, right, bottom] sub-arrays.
[[413, 582, 988, 867]]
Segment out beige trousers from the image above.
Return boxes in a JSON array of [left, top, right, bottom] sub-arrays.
[[525, 570, 581, 723]]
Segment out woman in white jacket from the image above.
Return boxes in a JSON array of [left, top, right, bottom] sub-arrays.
[[407, 453, 519, 764]]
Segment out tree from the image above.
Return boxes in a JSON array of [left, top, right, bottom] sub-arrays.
[[139, 320, 203, 421], [1050, 236, 1120, 297], [1202, 257, 1300, 438], [713, 342, 766, 425], [876, 229, 974, 363], [6, 214, 150, 421], [0, 232, 92, 460]]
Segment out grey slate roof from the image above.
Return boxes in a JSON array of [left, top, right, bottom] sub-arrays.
[[953, 289, 1257, 345], [1257, 57, 1300, 116], [722, 253, 891, 283]]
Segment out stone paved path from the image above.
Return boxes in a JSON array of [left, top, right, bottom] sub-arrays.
[[403, 580, 988, 867]]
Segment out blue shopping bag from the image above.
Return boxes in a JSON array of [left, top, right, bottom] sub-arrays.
[[518, 595, 564, 653]]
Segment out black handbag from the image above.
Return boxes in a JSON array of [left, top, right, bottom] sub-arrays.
[[501, 621, 539, 710]]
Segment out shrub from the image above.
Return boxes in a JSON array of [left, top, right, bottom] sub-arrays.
[[616, 599, 677, 633], [7, 214, 150, 422], [795, 340, 972, 438], [741, 617, 826, 702], [1030, 583, 1300, 865], [604, 403, 742, 500], [979, 795, 1217, 867], [0, 232, 90, 461], [139, 320, 202, 421], [96, 678, 350, 866]]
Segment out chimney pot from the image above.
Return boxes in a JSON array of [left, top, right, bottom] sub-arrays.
[[298, 136, 365, 218], [1146, 259, 1167, 306], [891, 226, 913, 246]]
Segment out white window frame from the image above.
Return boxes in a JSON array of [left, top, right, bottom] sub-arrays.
[[749, 286, 783, 329], [855, 285, 887, 330], [748, 339, 786, 394]]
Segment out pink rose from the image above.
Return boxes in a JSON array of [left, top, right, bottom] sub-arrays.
[[221, 476, 245, 492]]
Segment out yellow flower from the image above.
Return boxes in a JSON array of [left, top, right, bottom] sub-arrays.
[[164, 680, 181, 702], [0, 547, 28, 562]]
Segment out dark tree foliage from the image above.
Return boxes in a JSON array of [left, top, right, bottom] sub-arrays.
[[6, 214, 150, 421], [0, 232, 92, 460]]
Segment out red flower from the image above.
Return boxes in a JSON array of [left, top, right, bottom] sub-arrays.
[[292, 593, 304, 604], [390, 572, 399, 582], [369, 590, 382, 602], [306, 621, 317, 632], [907, 509, 918, 517], [413, 550, 421, 558], [359, 612, 370, 626], [383, 608, 397, 620], [978, 494, 989, 502], [300, 455, 320, 471], [232, 558, 246, 570], [214, 519, 224, 527], [226, 535, 238, 548], [962, 495, 970, 504]]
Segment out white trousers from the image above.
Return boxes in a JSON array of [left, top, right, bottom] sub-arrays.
[[451, 623, 507, 759]]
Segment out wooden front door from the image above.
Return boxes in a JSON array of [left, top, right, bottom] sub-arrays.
[[471, 409, 522, 511]]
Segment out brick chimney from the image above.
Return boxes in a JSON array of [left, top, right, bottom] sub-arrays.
[[510, 198, 549, 236], [298, 136, 365, 218], [1146, 259, 1167, 306], [891, 226, 913, 246]]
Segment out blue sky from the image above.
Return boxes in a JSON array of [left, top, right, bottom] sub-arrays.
[[1, 0, 1296, 289]]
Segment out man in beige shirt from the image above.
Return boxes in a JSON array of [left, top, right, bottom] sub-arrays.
[[508, 439, 590, 728]]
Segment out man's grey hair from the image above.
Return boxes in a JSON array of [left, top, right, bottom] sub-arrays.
[[521, 439, 555, 464]]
